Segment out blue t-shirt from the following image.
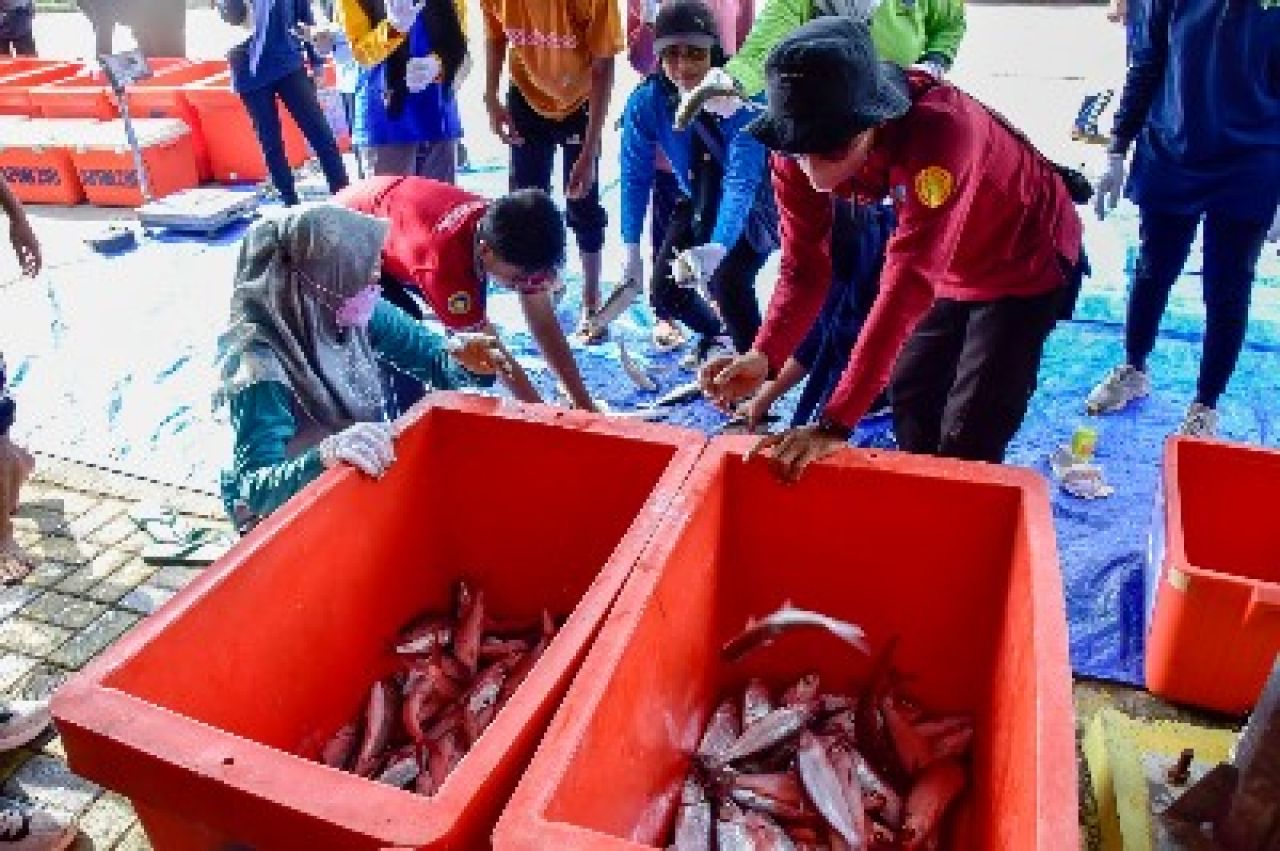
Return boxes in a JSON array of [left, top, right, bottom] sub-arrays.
[[1112, 0, 1280, 220], [219, 0, 315, 93], [352, 14, 462, 147]]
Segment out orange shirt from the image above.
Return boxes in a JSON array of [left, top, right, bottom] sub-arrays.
[[481, 0, 623, 120]]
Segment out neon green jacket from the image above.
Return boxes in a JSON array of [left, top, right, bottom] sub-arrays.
[[725, 0, 966, 98]]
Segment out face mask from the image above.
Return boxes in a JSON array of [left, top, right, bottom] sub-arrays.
[[336, 284, 380, 329]]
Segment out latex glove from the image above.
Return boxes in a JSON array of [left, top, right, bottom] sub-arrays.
[[386, 0, 423, 34], [671, 243, 727, 290], [623, 243, 643, 291], [641, 0, 658, 23], [318, 421, 395, 478], [1094, 153, 1126, 220], [699, 350, 769, 411], [406, 54, 441, 92], [909, 59, 945, 81], [446, 331, 513, 377], [1267, 205, 1280, 243]]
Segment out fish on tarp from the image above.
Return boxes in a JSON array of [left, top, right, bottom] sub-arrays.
[[618, 338, 658, 392], [653, 379, 704, 408]]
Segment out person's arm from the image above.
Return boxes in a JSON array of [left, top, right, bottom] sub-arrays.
[[0, 178, 38, 277], [481, 3, 522, 144], [368, 300, 495, 390], [619, 84, 659, 246], [708, 111, 769, 249], [745, 356, 807, 427], [920, 0, 966, 68], [225, 381, 327, 520], [752, 155, 836, 373], [335, 0, 406, 67], [476, 321, 542, 403], [822, 108, 980, 429], [723, 0, 810, 98], [520, 291, 596, 411], [1107, 0, 1169, 153]]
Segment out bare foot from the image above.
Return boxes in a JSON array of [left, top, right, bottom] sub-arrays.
[[0, 539, 35, 584]]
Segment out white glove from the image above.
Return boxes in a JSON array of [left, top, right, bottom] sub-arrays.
[[1267, 205, 1280, 243], [623, 243, 643, 291], [406, 54, 441, 93], [1094, 153, 1127, 220], [318, 421, 395, 478], [671, 243, 728, 289], [695, 68, 746, 120], [641, 0, 659, 24], [386, 0, 423, 34], [909, 59, 946, 81]]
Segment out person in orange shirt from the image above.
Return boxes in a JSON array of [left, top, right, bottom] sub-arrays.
[[480, 0, 624, 345]]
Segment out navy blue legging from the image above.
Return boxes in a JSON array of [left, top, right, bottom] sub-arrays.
[[239, 67, 348, 206], [1125, 208, 1269, 407]]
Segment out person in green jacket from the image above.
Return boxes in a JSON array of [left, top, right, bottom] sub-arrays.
[[217, 204, 509, 534], [683, 0, 966, 433]]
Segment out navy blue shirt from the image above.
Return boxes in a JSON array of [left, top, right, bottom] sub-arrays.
[[1111, 0, 1280, 221], [217, 0, 318, 93]]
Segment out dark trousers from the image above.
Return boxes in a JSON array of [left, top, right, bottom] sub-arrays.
[[506, 86, 607, 253], [650, 199, 766, 353], [891, 287, 1062, 463], [650, 166, 680, 257], [1125, 208, 1268, 408], [239, 68, 349, 206], [0, 35, 34, 56], [791, 200, 895, 425]]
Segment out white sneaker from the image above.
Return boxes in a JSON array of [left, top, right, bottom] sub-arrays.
[[0, 799, 75, 850], [1085, 364, 1151, 414], [0, 701, 50, 752], [1177, 403, 1218, 438]]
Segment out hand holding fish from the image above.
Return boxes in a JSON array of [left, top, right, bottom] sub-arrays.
[[447, 332, 513, 378], [699, 350, 768, 411]]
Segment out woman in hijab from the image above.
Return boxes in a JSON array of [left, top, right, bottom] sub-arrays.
[[218, 204, 508, 533], [216, 0, 349, 206]]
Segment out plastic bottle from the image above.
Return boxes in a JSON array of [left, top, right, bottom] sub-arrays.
[[1072, 419, 1099, 462]]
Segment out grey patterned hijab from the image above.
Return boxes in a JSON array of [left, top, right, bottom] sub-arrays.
[[217, 204, 390, 432]]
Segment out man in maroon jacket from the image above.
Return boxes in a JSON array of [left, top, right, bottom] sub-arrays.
[[700, 16, 1084, 480]]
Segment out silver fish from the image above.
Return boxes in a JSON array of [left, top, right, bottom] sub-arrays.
[[618, 339, 658, 392], [722, 602, 871, 662], [653, 379, 704, 408]]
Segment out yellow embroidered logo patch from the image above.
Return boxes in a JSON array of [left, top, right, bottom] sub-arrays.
[[914, 166, 954, 208], [447, 291, 472, 315]]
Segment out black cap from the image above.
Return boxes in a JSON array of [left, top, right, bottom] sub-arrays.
[[654, 0, 720, 54], [745, 16, 910, 155]]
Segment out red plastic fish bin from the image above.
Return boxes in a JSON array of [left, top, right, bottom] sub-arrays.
[[493, 438, 1078, 850], [184, 70, 308, 184], [29, 59, 189, 120], [1146, 437, 1280, 714], [51, 394, 702, 850], [125, 59, 228, 182], [0, 62, 83, 116]]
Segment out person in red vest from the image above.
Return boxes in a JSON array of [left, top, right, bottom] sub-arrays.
[[335, 176, 599, 411]]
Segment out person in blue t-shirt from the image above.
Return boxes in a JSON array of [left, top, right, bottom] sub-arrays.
[[336, 0, 468, 182], [1087, 0, 1280, 437], [216, 0, 350, 206]]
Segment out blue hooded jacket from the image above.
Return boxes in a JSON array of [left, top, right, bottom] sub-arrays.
[[1112, 0, 1280, 221], [620, 75, 771, 250]]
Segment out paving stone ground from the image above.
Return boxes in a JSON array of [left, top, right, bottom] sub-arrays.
[[5, 452, 230, 849]]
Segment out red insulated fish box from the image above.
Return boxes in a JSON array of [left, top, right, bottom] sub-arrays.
[[1146, 437, 1280, 714], [70, 118, 199, 207], [0, 119, 97, 205], [124, 59, 228, 182], [184, 71, 309, 184], [0, 61, 84, 116], [494, 438, 1078, 850], [51, 394, 703, 850]]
